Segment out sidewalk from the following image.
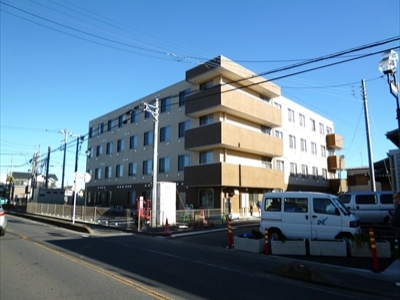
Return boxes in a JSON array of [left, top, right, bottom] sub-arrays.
[[264, 255, 400, 297]]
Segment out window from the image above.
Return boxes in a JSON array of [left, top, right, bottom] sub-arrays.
[[312, 167, 318, 179], [128, 162, 137, 176], [116, 164, 124, 178], [95, 168, 101, 180], [89, 127, 94, 138], [310, 118, 316, 131], [143, 160, 152, 175], [160, 126, 170, 142], [88, 147, 94, 158], [265, 198, 281, 211], [145, 110, 152, 119], [108, 119, 114, 131], [276, 160, 284, 171], [178, 154, 190, 171], [300, 138, 307, 152], [326, 126, 333, 134], [299, 113, 305, 127], [178, 120, 190, 138], [380, 194, 393, 204], [273, 102, 282, 110], [355, 194, 378, 205], [290, 163, 297, 176], [284, 198, 308, 213], [288, 108, 295, 122], [289, 135, 296, 149], [105, 166, 112, 179], [117, 139, 125, 152], [179, 89, 190, 106], [159, 157, 170, 173], [311, 142, 317, 155], [129, 135, 138, 149], [199, 80, 213, 90], [200, 151, 213, 164], [144, 131, 154, 146], [319, 122, 325, 135], [96, 145, 102, 157], [200, 114, 213, 125], [355, 194, 377, 205], [161, 97, 172, 113], [118, 115, 126, 128], [321, 145, 326, 157], [261, 126, 271, 135], [313, 198, 336, 215], [106, 142, 113, 155], [322, 168, 327, 180], [199, 188, 214, 208], [301, 165, 308, 178], [131, 110, 139, 123], [275, 130, 283, 139], [98, 123, 104, 134]]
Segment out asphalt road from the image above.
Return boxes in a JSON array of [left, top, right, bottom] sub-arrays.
[[1, 214, 391, 300]]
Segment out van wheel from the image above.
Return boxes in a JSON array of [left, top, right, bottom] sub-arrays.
[[336, 233, 352, 241], [269, 229, 282, 240]]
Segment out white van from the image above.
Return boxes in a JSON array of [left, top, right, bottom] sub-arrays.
[[260, 192, 360, 240], [338, 191, 394, 226]]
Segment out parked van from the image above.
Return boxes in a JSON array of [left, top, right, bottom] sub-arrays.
[[260, 192, 360, 240], [338, 191, 394, 226]]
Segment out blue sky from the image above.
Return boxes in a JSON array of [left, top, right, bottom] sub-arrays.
[[1, 0, 399, 188]]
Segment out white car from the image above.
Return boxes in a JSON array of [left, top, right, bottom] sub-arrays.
[[0, 205, 7, 236]]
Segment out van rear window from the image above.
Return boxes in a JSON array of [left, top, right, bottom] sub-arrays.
[[355, 194, 377, 205], [380, 194, 393, 204]]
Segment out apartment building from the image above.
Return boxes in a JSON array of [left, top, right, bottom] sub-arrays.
[[86, 56, 344, 218]]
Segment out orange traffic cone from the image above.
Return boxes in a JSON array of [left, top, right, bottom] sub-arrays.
[[163, 218, 171, 237]]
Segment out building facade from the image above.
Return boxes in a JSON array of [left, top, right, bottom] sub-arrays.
[[86, 56, 344, 218]]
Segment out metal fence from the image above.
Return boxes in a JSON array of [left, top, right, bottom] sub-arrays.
[[12, 202, 227, 228]]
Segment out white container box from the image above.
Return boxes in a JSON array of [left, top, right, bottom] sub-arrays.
[[309, 239, 347, 257]]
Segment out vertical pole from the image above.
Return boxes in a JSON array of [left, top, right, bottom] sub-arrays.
[[265, 228, 269, 255], [387, 73, 400, 148], [368, 228, 379, 272], [61, 130, 68, 189], [45, 147, 50, 188], [361, 80, 376, 191], [151, 98, 159, 228], [227, 217, 233, 248], [72, 172, 77, 224]]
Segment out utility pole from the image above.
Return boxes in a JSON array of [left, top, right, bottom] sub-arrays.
[[361, 79, 376, 191], [30, 152, 39, 201], [45, 146, 50, 188], [60, 129, 68, 189], [133, 97, 159, 228]]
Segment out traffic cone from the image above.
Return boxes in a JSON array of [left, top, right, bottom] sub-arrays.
[[162, 218, 171, 237]]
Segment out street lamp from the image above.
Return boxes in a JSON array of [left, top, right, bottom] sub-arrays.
[[379, 49, 400, 147], [133, 98, 159, 228]]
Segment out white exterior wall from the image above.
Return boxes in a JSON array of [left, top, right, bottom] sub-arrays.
[[274, 96, 337, 187]]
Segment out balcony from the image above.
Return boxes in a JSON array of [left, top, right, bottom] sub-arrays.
[[185, 85, 282, 127], [185, 56, 281, 100], [326, 134, 343, 149], [185, 122, 283, 157], [327, 155, 345, 172], [184, 162, 285, 189]]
